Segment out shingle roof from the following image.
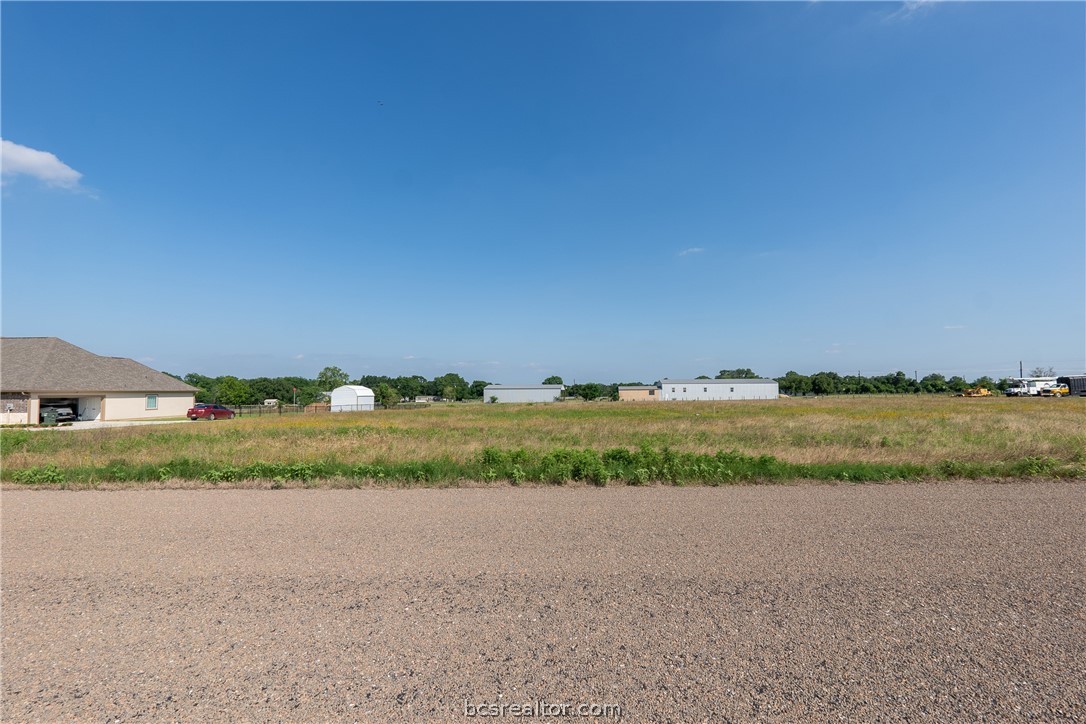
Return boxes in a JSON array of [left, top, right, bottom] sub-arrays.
[[0, 337, 198, 393]]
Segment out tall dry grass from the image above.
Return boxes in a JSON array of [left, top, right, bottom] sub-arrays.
[[3, 396, 1083, 473]]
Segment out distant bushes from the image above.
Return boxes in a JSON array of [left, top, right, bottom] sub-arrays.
[[4, 447, 1081, 487]]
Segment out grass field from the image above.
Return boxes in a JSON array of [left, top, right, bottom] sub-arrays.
[[2, 396, 1084, 486]]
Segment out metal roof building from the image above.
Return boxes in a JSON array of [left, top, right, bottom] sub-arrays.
[[329, 385, 375, 412], [483, 384, 565, 404], [659, 378, 779, 401]]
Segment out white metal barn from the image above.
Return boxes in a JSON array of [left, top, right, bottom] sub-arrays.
[[659, 378, 779, 401], [329, 385, 375, 412], [483, 384, 565, 404]]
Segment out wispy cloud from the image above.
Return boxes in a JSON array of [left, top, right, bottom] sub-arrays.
[[1, 139, 84, 190], [403, 354, 417, 360], [885, 0, 939, 23], [678, 247, 704, 257], [943, 324, 966, 330], [824, 342, 849, 355], [293, 354, 305, 360]]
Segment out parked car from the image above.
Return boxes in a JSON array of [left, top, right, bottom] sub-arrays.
[[40, 406, 77, 422], [187, 403, 235, 420]]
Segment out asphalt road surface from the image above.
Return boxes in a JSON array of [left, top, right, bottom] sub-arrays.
[[3, 483, 1083, 721]]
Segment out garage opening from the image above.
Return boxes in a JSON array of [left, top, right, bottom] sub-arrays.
[[39, 398, 79, 423]]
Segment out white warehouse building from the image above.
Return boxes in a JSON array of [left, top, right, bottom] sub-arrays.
[[660, 378, 779, 401], [329, 384, 375, 412], [483, 384, 565, 404]]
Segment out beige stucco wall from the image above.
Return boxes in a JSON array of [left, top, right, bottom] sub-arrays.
[[101, 392, 194, 420], [3, 392, 193, 423], [618, 389, 658, 402], [6, 393, 194, 423]]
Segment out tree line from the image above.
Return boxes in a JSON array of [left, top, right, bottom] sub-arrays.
[[170, 365, 1051, 406], [170, 367, 491, 406]]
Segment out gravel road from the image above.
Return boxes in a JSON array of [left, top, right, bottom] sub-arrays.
[[3, 483, 1083, 722]]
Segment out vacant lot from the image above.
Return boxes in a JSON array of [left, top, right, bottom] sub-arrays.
[[3, 484, 1083, 721], [2, 396, 1084, 485]]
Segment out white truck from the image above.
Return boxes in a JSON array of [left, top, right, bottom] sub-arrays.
[[1004, 377, 1058, 396]]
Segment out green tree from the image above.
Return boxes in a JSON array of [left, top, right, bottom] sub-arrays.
[[568, 382, 606, 401], [809, 372, 840, 395], [354, 375, 392, 390], [183, 373, 218, 403], [317, 366, 350, 390], [468, 380, 491, 399], [775, 371, 811, 396], [971, 376, 996, 390], [717, 368, 759, 379], [216, 376, 254, 405], [393, 376, 426, 401], [947, 376, 970, 393], [248, 377, 294, 403], [542, 375, 564, 385], [432, 373, 469, 401], [374, 383, 399, 408], [919, 374, 948, 394], [1030, 366, 1055, 377]]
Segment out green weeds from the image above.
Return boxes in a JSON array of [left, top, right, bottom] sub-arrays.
[[5, 446, 1080, 486]]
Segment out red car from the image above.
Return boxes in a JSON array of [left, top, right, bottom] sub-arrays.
[[187, 403, 235, 421]]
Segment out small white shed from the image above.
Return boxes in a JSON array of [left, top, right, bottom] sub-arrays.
[[329, 385, 375, 412]]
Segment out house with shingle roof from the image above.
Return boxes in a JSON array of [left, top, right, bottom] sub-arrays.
[[0, 337, 197, 424]]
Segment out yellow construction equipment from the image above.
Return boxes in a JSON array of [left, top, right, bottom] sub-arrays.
[[956, 387, 993, 397]]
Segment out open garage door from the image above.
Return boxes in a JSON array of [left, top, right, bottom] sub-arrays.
[[78, 397, 103, 422]]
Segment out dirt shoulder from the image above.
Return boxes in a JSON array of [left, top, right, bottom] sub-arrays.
[[3, 483, 1083, 721]]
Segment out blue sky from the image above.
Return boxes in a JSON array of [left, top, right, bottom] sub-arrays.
[[2, 1, 1083, 384]]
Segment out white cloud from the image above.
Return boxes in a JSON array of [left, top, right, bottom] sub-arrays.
[[1, 139, 84, 190], [885, 0, 939, 22], [403, 354, 417, 360], [943, 325, 966, 330], [293, 354, 305, 360], [679, 247, 705, 257]]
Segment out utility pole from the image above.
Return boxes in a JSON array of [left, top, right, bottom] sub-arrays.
[[1019, 361, 1023, 378]]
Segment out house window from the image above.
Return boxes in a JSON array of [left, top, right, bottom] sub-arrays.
[[703, 387, 708, 393], [671, 387, 675, 392], [683, 387, 687, 393], [730, 387, 735, 393], [649, 389, 655, 396], [146, 394, 158, 410]]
